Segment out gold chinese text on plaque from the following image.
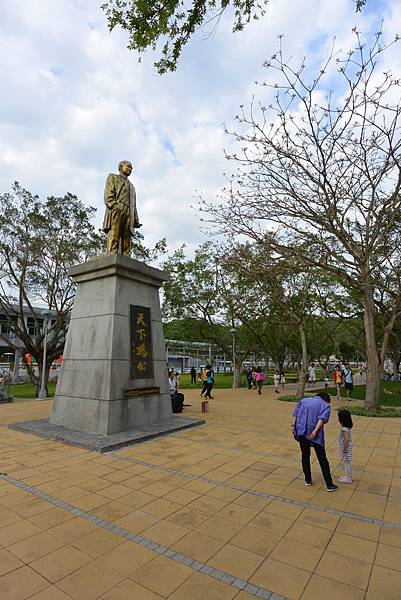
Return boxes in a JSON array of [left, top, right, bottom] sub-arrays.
[[130, 305, 154, 379], [125, 387, 160, 399]]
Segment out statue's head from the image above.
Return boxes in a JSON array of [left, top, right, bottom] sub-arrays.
[[118, 161, 132, 177]]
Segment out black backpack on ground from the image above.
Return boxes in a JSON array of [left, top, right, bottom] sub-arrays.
[[171, 392, 184, 413]]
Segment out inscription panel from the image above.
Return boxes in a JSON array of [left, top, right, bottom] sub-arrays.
[[130, 305, 154, 379]]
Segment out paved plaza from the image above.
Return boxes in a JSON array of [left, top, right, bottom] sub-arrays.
[[0, 387, 400, 600]]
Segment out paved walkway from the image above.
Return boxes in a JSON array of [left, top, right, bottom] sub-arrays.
[[0, 387, 400, 600]]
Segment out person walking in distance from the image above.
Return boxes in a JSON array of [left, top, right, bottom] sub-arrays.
[[190, 366, 197, 387], [280, 370, 286, 390], [292, 391, 337, 492], [342, 363, 353, 400], [337, 409, 353, 484], [245, 367, 253, 389], [273, 370, 280, 393], [251, 366, 257, 389], [333, 365, 343, 400], [308, 363, 317, 385], [255, 366, 265, 395], [204, 365, 214, 399], [200, 366, 208, 397]]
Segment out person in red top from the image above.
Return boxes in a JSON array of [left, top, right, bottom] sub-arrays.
[[333, 365, 343, 400]]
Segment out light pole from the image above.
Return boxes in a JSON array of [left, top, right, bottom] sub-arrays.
[[230, 327, 236, 388], [4, 352, 14, 397], [38, 309, 51, 400]]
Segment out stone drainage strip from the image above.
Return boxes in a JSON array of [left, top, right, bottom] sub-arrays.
[[0, 473, 283, 600], [108, 453, 401, 530]]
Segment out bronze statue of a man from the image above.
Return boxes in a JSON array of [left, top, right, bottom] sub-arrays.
[[103, 160, 141, 255]]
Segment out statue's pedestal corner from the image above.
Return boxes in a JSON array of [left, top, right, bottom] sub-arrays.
[[8, 416, 205, 452]]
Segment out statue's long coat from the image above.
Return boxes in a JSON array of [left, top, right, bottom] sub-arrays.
[[102, 173, 139, 234]]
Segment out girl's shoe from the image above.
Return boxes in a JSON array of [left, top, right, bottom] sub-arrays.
[[338, 476, 352, 484]]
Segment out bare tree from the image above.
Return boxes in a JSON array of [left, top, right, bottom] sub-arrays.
[[206, 29, 401, 409]]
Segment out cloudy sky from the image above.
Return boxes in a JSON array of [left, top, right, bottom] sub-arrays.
[[0, 0, 398, 257]]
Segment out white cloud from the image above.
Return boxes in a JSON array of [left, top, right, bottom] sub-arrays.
[[0, 0, 398, 256]]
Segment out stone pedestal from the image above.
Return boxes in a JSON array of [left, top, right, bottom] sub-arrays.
[[10, 255, 204, 451]]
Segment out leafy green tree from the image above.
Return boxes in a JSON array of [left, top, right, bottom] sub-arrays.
[[164, 318, 208, 342], [337, 340, 355, 363], [225, 242, 323, 396], [163, 243, 264, 386], [0, 183, 101, 396], [307, 276, 365, 371], [260, 264, 314, 397], [132, 230, 167, 262], [102, 0, 366, 73]]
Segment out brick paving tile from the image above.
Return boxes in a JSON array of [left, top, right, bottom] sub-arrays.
[[0, 565, 49, 600], [1, 389, 401, 600], [168, 571, 237, 599]]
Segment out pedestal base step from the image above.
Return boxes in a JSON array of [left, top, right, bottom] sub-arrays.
[[9, 416, 205, 453]]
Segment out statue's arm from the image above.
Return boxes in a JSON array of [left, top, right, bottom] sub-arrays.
[[131, 185, 141, 227], [134, 204, 140, 227], [104, 174, 117, 209]]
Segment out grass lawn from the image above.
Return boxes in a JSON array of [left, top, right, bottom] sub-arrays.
[[279, 382, 401, 417], [8, 381, 57, 398], [179, 373, 234, 389], [315, 381, 401, 407], [177, 371, 299, 389], [4, 369, 301, 398], [8, 371, 301, 396]]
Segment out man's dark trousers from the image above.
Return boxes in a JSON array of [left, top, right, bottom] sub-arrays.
[[298, 436, 334, 486]]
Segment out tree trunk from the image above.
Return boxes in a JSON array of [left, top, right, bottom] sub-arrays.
[[264, 353, 270, 384], [233, 363, 242, 388], [362, 291, 381, 409], [296, 322, 308, 398], [12, 349, 21, 383]]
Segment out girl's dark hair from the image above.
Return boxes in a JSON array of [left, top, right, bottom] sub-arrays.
[[338, 409, 353, 428], [256, 366, 262, 373]]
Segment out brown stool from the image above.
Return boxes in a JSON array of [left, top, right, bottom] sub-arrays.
[[201, 400, 209, 413]]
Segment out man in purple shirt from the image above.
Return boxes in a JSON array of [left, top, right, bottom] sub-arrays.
[[292, 392, 337, 492]]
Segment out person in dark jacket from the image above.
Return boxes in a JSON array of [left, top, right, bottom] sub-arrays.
[[204, 365, 214, 399]]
